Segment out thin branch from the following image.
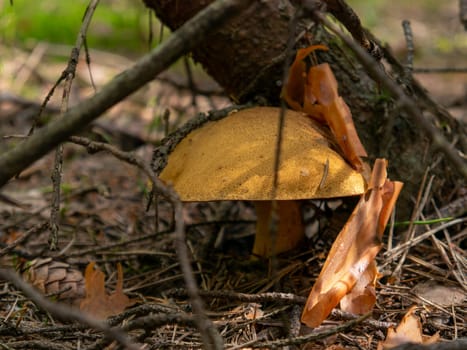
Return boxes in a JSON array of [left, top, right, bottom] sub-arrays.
[[413, 67, 467, 73], [322, 0, 381, 57], [402, 20, 414, 74], [241, 313, 371, 348], [0, 222, 49, 257], [383, 217, 467, 261], [461, 0, 467, 30], [168, 289, 397, 330], [49, 0, 101, 251], [0, 0, 252, 188], [272, 7, 301, 197]]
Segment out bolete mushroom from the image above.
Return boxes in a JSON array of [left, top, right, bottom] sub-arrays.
[[159, 107, 366, 257]]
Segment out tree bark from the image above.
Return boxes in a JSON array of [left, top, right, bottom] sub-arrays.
[[143, 0, 466, 216]]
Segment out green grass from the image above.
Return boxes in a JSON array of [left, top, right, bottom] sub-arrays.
[[0, 0, 153, 54]]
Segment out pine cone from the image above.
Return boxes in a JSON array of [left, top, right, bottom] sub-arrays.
[[19, 258, 85, 307]]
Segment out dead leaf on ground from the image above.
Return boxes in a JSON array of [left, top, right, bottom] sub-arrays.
[[79, 261, 133, 319], [301, 159, 403, 328], [377, 306, 440, 349], [413, 280, 466, 307]]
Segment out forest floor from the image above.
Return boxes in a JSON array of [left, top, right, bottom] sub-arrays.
[[0, 1, 465, 349]]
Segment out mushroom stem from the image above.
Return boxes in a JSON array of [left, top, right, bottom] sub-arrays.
[[253, 200, 304, 257]]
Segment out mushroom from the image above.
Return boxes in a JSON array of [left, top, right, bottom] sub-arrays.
[[159, 107, 366, 257]]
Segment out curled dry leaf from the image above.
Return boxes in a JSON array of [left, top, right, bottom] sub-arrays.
[[339, 260, 378, 315], [377, 306, 440, 350], [79, 262, 133, 320], [301, 159, 403, 328], [282, 45, 367, 171]]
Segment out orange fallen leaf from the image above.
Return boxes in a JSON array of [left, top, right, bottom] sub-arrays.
[[282, 45, 367, 171], [301, 159, 403, 328], [80, 262, 133, 319], [377, 306, 440, 350], [339, 260, 378, 315], [282, 44, 329, 112]]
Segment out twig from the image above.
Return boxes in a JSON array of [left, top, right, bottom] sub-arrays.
[[0, 0, 252, 188], [383, 217, 467, 261], [66, 228, 174, 257], [272, 8, 301, 198], [266, 3, 303, 314], [12, 1, 100, 249], [0, 340, 73, 350], [183, 56, 199, 112], [427, 194, 467, 219], [402, 20, 414, 74], [393, 173, 433, 278], [82, 36, 97, 92], [65, 219, 254, 258], [461, 0, 467, 30], [147, 8, 154, 50], [0, 268, 140, 350], [320, 0, 381, 57], [0, 192, 30, 209], [288, 305, 302, 338], [312, 11, 467, 179], [0, 322, 88, 336], [0, 222, 49, 257], [123, 313, 196, 331], [90, 313, 196, 350], [168, 289, 397, 330], [432, 200, 467, 288], [244, 313, 371, 348], [13, 42, 48, 92], [413, 67, 467, 74], [168, 288, 307, 304]]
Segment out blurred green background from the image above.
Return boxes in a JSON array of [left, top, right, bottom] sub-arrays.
[[0, 0, 153, 54], [1, 0, 464, 57]]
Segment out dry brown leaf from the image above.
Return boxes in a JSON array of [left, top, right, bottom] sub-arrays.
[[305, 64, 367, 170], [282, 45, 368, 171], [301, 159, 403, 328], [377, 306, 440, 350], [413, 281, 466, 307], [282, 44, 329, 111], [79, 262, 133, 319], [340, 260, 378, 314]]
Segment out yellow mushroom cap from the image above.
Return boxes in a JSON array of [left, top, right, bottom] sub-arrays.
[[160, 107, 366, 201]]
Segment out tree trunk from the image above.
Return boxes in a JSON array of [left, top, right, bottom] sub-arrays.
[[143, 0, 466, 216]]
